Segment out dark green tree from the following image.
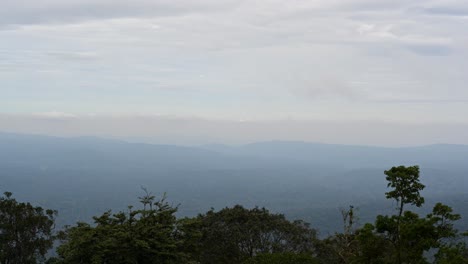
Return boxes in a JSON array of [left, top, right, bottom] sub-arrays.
[[316, 206, 361, 264], [55, 192, 192, 264], [318, 166, 468, 264], [379, 166, 427, 263], [316, 206, 393, 264], [430, 204, 468, 264], [353, 223, 392, 264], [367, 166, 466, 264], [194, 205, 318, 264], [0, 192, 57, 264], [434, 242, 468, 264], [384, 166, 425, 240]]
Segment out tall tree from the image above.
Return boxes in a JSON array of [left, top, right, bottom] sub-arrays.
[[319, 165, 468, 264], [384, 166, 425, 222], [0, 192, 56, 264], [371, 166, 466, 264], [381, 165, 425, 263]]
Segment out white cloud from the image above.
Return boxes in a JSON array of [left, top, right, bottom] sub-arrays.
[[32, 112, 78, 119], [47, 51, 100, 61], [356, 23, 452, 45]]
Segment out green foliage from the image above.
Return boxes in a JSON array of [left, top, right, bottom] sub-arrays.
[[434, 243, 468, 264], [353, 223, 392, 264], [379, 166, 427, 263], [371, 165, 466, 264], [194, 205, 318, 264], [3, 164, 467, 264], [317, 165, 468, 264], [384, 165, 425, 210], [316, 206, 394, 264], [55, 192, 191, 264], [55, 202, 318, 264], [174, 216, 203, 263], [316, 206, 361, 263], [0, 192, 57, 264], [429, 203, 461, 239], [243, 252, 319, 264]]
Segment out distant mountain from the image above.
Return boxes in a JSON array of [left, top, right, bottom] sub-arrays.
[[0, 132, 295, 171], [3, 132, 467, 170], [0, 132, 222, 169], [1, 132, 467, 234], [202, 140, 468, 169]]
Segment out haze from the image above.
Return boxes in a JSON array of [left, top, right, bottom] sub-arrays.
[[1, 0, 468, 145]]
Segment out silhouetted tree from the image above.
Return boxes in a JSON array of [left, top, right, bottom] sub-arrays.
[[0, 192, 56, 264], [55, 192, 189, 264], [194, 205, 318, 264]]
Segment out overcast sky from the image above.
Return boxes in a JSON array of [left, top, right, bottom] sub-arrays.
[[1, 0, 468, 145]]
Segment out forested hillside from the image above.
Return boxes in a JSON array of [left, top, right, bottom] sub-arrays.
[[1, 133, 467, 234], [1, 166, 467, 263]]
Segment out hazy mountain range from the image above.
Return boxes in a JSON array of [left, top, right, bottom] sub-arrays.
[[1, 132, 467, 234]]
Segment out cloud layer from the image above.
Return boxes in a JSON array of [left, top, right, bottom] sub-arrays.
[[1, 0, 467, 143]]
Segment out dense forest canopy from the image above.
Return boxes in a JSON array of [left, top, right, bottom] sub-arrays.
[[1, 165, 467, 263]]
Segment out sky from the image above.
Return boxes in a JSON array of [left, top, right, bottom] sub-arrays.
[[1, 0, 468, 145]]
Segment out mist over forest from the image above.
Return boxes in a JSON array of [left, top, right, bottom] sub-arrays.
[[3, 0, 468, 262], [2, 132, 467, 235]]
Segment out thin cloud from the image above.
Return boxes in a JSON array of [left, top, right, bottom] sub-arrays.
[[413, 0, 468, 17], [1, 0, 467, 133], [32, 112, 78, 120], [290, 75, 362, 101], [355, 23, 453, 55], [0, 0, 241, 27], [47, 51, 100, 61], [1, 113, 467, 146]]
